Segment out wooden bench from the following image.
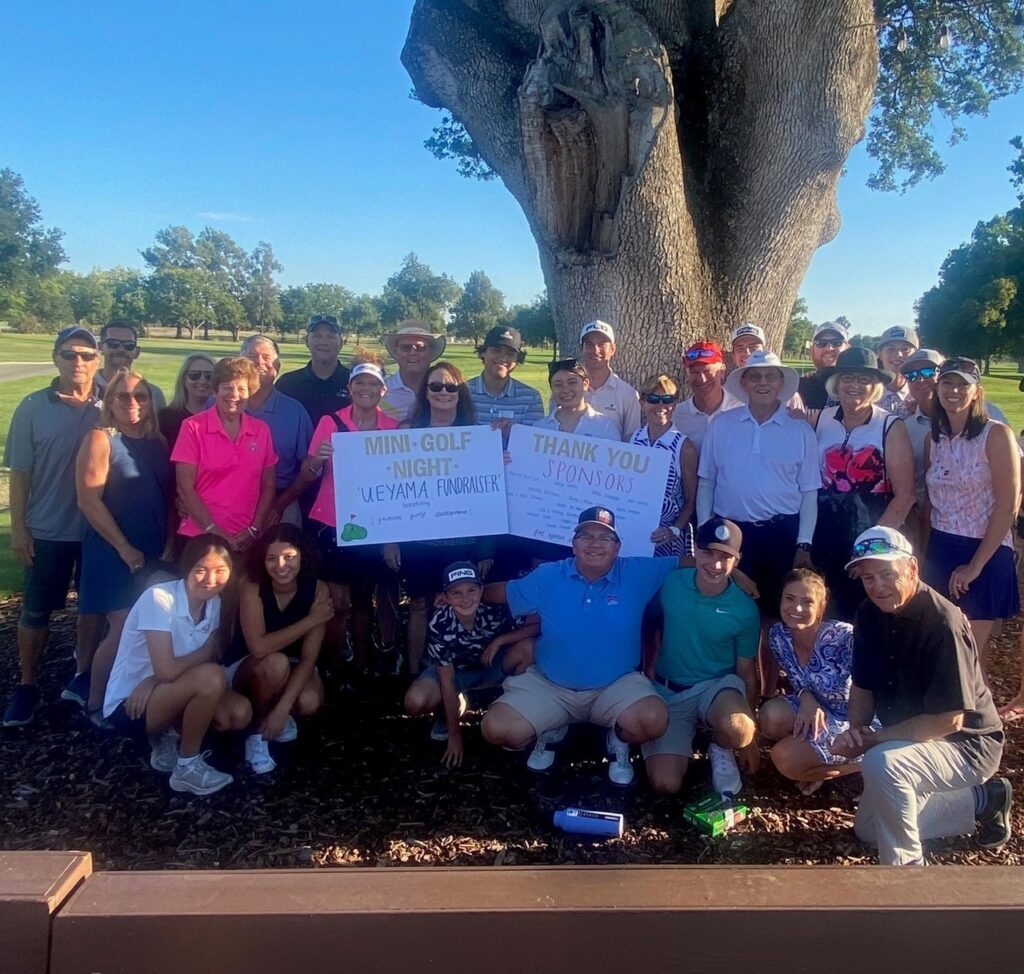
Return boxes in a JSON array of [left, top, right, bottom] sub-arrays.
[[50, 864, 1024, 973], [0, 851, 92, 974]]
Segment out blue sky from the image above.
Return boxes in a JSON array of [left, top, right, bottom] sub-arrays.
[[2, 1, 1022, 335]]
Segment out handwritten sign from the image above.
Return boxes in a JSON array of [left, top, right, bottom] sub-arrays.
[[504, 425, 670, 557], [332, 426, 508, 545]]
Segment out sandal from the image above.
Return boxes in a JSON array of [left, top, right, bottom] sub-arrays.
[[997, 702, 1024, 724]]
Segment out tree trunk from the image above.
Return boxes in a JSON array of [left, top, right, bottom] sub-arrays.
[[404, 0, 877, 383]]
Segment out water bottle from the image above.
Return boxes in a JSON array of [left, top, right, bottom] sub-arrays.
[[553, 807, 624, 838]]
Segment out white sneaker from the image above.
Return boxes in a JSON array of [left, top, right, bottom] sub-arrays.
[[148, 729, 179, 773], [169, 752, 234, 796], [606, 727, 634, 786], [274, 716, 298, 743], [709, 742, 742, 797], [245, 734, 276, 774], [526, 725, 568, 772]]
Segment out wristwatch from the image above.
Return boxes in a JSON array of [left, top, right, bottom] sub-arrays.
[[669, 525, 682, 539], [796, 542, 812, 551]]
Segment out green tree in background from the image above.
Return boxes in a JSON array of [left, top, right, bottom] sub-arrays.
[[451, 270, 506, 343], [243, 241, 284, 335], [379, 253, 461, 327], [0, 168, 66, 323], [506, 293, 557, 356], [279, 282, 354, 336], [65, 270, 115, 326], [783, 297, 814, 359], [341, 293, 382, 343]]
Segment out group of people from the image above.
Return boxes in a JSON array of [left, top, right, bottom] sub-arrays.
[[2, 312, 1018, 864]]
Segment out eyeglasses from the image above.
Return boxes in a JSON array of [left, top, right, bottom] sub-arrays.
[[903, 366, 937, 382], [427, 381, 460, 393], [187, 369, 214, 381], [309, 314, 338, 327], [644, 393, 678, 405], [58, 350, 98, 362], [940, 357, 979, 375], [113, 391, 150, 405], [813, 338, 844, 349], [102, 339, 137, 351], [850, 538, 906, 558], [574, 533, 618, 546], [684, 347, 718, 361]]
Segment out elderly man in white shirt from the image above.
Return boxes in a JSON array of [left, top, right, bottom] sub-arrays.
[[672, 341, 740, 452], [577, 320, 641, 441], [697, 350, 821, 615]]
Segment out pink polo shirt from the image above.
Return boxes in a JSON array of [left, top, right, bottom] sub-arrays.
[[171, 408, 278, 536], [308, 405, 399, 528]]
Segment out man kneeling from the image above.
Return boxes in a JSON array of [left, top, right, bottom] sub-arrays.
[[481, 508, 675, 784], [643, 517, 761, 798]]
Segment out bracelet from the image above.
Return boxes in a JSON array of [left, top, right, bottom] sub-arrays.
[[247, 525, 259, 538], [669, 525, 681, 539], [202, 522, 216, 533]]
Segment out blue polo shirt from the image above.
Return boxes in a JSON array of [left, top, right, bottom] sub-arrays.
[[507, 556, 677, 690], [243, 388, 313, 490]]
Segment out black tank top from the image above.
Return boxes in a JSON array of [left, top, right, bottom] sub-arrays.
[[226, 575, 318, 664]]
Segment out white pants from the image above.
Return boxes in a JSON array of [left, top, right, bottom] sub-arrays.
[[853, 736, 1001, 865]]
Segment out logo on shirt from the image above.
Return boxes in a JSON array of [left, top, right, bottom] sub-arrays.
[[714, 608, 730, 615], [605, 594, 619, 606], [249, 443, 258, 452]]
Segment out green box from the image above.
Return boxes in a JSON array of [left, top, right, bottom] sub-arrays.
[[683, 793, 749, 837]]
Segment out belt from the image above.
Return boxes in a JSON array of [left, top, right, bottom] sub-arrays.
[[654, 674, 693, 694], [736, 513, 798, 529]]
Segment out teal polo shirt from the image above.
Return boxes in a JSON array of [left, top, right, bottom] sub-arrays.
[[657, 568, 760, 686], [507, 556, 677, 691]]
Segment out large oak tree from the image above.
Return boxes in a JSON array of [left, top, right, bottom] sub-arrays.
[[403, 1, 1024, 379]]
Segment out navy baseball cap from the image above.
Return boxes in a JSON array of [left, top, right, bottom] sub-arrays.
[[575, 506, 619, 540], [442, 561, 482, 590], [696, 517, 743, 559], [53, 326, 98, 351]]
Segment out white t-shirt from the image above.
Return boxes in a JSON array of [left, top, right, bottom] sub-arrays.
[[103, 580, 221, 717]]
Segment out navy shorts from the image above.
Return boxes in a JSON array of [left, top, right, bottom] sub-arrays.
[[20, 539, 83, 627], [924, 530, 1020, 621], [107, 700, 148, 738]]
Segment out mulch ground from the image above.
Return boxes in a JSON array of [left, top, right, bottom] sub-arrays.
[[1, 595, 1022, 871]]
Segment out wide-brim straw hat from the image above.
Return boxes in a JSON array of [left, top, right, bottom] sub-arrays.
[[383, 321, 446, 362]]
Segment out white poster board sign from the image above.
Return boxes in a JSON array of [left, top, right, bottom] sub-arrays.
[[332, 426, 508, 545], [504, 425, 670, 557]]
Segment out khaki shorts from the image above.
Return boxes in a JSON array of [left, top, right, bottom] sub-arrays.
[[496, 666, 659, 736], [641, 673, 747, 759]]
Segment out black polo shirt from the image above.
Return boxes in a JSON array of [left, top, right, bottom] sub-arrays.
[[852, 583, 1001, 740], [798, 371, 830, 410], [275, 361, 351, 425]]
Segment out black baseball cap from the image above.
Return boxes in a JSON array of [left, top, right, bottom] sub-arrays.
[[575, 506, 619, 540], [441, 561, 482, 590], [307, 313, 341, 333], [696, 517, 743, 559], [481, 325, 523, 352]]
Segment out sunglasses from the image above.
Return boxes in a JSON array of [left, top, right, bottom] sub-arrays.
[[397, 342, 428, 354], [814, 338, 844, 349], [940, 357, 979, 375], [427, 381, 460, 393], [58, 349, 98, 362], [309, 314, 338, 327], [103, 339, 137, 351], [850, 538, 905, 558], [903, 366, 937, 382], [187, 369, 214, 381], [113, 391, 150, 405], [644, 393, 678, 405], [684, 347, 718, 361]]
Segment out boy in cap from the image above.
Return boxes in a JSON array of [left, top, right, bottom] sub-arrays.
[[876, 326, 919, 415], [643, 516, 761, 798], [798, 321, 849, 409], [404, 561, 538, 767], [466, 324, 544, 430], [276, 313, 352, 425], [578, 320, 641, 441]]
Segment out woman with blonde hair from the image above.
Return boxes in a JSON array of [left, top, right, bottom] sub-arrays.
[[159, 353, 216, 450], [77, 369, 174, 721], [631, 373, 697, 557]]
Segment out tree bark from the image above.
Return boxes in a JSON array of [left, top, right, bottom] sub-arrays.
[[404, 0, 878, 382]]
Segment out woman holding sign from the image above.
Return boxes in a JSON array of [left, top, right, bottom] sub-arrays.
[[301, 361, 400, 674], [631, 374, 698, 557], [386, 362, 493, 675]]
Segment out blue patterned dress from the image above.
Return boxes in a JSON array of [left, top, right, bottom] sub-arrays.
[[767, 619, 877, 765]]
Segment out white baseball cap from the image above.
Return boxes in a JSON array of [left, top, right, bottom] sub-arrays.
[[580, 320, 615, 343], [730, 323, 766, 345], [844, 526, 914, 571], [349, 362, 386, 385]]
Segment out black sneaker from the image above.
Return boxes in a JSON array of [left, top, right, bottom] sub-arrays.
[[60, 670, 91, 708], [977, 777, 1013, 850], [3, 685, 43, 727]]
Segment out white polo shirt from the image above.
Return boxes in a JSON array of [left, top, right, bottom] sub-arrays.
[[102, 580, 221, 718], [380, 372, 418, 422], [584, 371, 641, 441], [672, 389, 741, 452], [535, 404, 620, 439], [698, 404, 821, 522]]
